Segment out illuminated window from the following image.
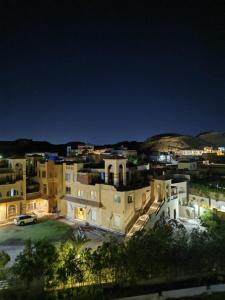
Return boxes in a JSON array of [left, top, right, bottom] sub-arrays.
[[7, 189, 18, 197]]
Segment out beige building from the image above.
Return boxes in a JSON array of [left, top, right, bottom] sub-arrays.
[[0, 158, 26, 223], [150, 177, 187, 220], [0, 157, 53, 223], [36, 160, 63, 211], [58, 157, 152, 234]]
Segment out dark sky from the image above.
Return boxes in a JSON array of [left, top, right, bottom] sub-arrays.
[[1, 0, 225, 144]]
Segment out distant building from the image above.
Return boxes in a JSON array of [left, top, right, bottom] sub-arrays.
[[67, 144, 94, 157], [149, 151, 176, 164], [178, 161, 198, 171]]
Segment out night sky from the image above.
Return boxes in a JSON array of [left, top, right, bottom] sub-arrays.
[[1, 0, 225, 144]]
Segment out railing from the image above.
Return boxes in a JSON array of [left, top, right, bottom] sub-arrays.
[[155, 198, 166, 216], [125, 210, 141, 234]]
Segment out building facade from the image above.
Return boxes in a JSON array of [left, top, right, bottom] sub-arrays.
[[58, 157, 152, 234]]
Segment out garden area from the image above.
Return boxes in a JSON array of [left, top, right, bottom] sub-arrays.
[[0, 218, 73, 245], [0, 212, 225, 299]]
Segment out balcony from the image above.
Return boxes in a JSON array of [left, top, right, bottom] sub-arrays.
[[0, 176, 23, 185]]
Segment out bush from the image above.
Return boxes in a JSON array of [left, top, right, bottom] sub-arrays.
[[0, 251, 10, 268]]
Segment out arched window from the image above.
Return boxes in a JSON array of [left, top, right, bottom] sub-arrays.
[[108, 164, 114, 184], [7, 189, 18, 197], [8, 205, 16, 217], [119, 164, 123, 185]]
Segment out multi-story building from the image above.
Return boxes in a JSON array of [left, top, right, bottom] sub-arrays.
[[58, 157, 152, 234], [36, 160, 63, 211], [0, 157, 54, 223], [0, 158, 26, 223], [150, 176, 187, 218]]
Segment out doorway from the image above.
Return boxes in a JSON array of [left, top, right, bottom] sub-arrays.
[[75, 207, 87, 221]]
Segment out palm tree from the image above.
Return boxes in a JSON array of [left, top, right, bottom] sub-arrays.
[[69, 229, 89, 252]]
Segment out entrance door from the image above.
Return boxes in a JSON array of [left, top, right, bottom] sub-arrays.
[[75, 207, 87, 221]]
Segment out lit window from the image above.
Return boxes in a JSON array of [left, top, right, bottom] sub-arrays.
[[7, 189, 18, 197]]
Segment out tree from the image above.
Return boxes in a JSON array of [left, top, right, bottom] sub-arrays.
[[12, 239, 56, 288], [0, 251, 10, 268], [200, 210, 218, 233], [53, 240, 84, 288]]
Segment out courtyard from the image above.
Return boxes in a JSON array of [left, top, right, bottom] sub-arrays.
[[0, 217, 73, 245], [0, 216, 123, 266]]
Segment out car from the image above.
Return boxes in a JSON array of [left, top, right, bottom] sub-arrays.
[[14, 214, 38, 226]]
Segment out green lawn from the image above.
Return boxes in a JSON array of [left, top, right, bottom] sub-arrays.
[[0, 218, 73, 245]]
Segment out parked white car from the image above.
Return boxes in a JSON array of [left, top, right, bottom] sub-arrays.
[[14, 214, 37, 226]]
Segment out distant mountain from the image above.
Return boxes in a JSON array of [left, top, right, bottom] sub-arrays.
[[0, 139, 83, 157], [0, 132, 224, 157], [141, 132, 225, 153], [196, 132, 225, 147], [0, 139, 141, 157]]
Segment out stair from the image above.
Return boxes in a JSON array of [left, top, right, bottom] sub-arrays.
[[126, 199, 164, 237]]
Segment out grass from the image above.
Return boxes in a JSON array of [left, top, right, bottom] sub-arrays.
[[0, 218, 73, 245]]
